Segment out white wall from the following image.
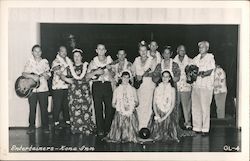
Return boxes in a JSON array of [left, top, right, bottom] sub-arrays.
[[8, 8, 242, 127]]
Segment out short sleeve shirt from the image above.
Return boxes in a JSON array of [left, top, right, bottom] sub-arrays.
[[192, 53, 215, 90], [87, 56, 113, 82], [51, 55, 72, 90], [173, 55, 192, 92], [214, 66, 227, 94], [23, 57, 51, 92]]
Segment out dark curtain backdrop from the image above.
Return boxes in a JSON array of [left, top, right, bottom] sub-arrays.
[[40, 23, 238, 117]]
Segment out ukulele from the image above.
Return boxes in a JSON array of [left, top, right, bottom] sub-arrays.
[[133, 68, 151, 89], [91, 59, 119, 80]]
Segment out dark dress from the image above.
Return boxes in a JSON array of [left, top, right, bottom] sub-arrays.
[[148, 61, 195, 142], [68, 64, 96, 134]]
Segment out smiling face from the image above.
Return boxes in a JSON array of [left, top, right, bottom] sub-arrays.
[[177, 45, 186, 57], [117, 50, 126, 61], [96, 44, 107, 56], [139, 46, 148, 58], [149, 41, 158, 52], [162, 71, 171, 83], [58, 46, 67, 58], [73, 52, 82, 64], [199, 43, 208, 54], [162, 48, 172, 60], [32, 47, 42, 59]]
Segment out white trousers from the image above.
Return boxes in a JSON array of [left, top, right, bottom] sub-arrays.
[[192, 87, 213, 132], [214, 92, 227, 119]]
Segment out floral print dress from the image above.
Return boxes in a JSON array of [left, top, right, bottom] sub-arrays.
[[68, 64, 96, 135]]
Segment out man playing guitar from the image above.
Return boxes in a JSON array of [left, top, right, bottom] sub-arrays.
[[86, 43, 115, 137], [22, 45, 51, 134]]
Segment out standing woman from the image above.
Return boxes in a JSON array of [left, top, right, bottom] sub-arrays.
[[132, 41, 156, 130], [152, 45, 180, 85], [61, 49, 96, 135]]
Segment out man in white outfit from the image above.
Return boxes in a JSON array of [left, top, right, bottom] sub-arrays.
[[191, 41, 215, 136], [173, 45, 193, 130]]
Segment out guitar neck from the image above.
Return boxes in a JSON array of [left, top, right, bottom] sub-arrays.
[[96, 60, 119, 70], [142, 68, 151, 77]]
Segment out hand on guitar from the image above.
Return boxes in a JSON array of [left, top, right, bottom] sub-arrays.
[[31, 74, 40, 82], [41, 72, 50, 80], [94, 68, 105, 75], [106, 64, 112, 70], [136, 75, 142, 81]]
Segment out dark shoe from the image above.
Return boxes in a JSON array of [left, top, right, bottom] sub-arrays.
[[65, 123, 71, 128], [97, 132, 104, 136], [185, 126, 193, 131], [54, 124, 62, 130], [27, 127, 35, 134], [43, 128, 50, 134], [194, 131, 202, 134], [202, 132, 209, 136]]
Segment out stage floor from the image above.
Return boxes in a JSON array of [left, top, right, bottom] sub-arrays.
[[9, 126, 241, 152]]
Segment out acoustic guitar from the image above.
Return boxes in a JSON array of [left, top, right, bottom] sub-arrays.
[[133, 68, 151, 89], [15, 74, 41, 98], [91, 59, 119, 80], [15, 66, 59, 98]]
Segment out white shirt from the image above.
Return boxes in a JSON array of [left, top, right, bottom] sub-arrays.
[[87, 56, 113, 82], [132, 56, 154, 76], [173, 55, 192, 92], [214, 66, 227, 94], [51, 54, 72, 90], [23, 57, 51, 93], [112, 84, 138, 116], [147, 50, 162, 65], [192, 53, 215, 90]]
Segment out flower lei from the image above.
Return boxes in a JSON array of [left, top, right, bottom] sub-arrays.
[[154, 82, 173, 121], [115, 84, 136, 116], [135, 56, 152, 75], [56, 53, 88, 80], [93, 55, 112, 68], [161, 58, 173, 72], [69, 62, 88, 80]]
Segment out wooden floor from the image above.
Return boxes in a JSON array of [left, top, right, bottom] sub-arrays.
[[9, 120, 241, 152]]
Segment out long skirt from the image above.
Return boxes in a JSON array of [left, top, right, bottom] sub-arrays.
[[137, 77, 155, 130], [104, 111, 139, 143], [148, 103, 195, 142], [68, 80, 96, 135]]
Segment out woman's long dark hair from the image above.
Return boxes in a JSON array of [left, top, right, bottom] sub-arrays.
[[116, 71, 132, 86], [160, 70, 175, 87]]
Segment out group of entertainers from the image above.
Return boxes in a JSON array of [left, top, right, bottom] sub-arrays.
[[19, 39, 227, 143]]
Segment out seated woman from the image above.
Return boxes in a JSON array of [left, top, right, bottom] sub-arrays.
[[61, 49, 96, 135], [104, 71, 139, 143], [148, 70, 195, 142], [148, 70, 179, 142]]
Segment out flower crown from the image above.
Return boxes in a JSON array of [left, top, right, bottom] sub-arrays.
[[72, 48, 83, 54], [138, 40, 147, 47]]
